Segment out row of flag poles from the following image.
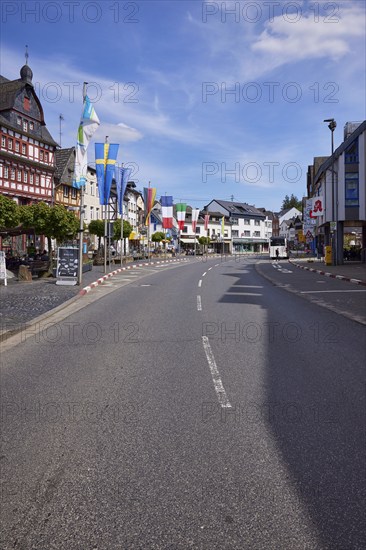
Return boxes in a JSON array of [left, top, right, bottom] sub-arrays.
[[72, 88, 214, 283]]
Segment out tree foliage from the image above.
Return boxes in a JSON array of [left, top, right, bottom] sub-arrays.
[[198, 236, 211, 245], [88, 219, 105, 250], [281, 194, 302, 212], [19, 202, 79, 240], [0, 195, 20, 228], [113, 219, 133, 240], [151, 231, 165, 243]]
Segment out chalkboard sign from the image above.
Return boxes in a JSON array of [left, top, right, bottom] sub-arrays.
[[56, 247, 79, 285], [0, 251, 7, 286]]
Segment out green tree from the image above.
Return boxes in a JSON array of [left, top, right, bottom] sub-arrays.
[[281, 194, 302, 212], [0, 195, 20, 228], [19, 202, 79, 259], [88, 219, 105, 250], [113, 219, 133, 240], [151, 231, 165, 243]]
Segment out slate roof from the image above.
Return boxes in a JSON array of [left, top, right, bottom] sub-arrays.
[[208, 199, 265, 217], [54, 147, 75, 183], [0, 65, 58, 147]]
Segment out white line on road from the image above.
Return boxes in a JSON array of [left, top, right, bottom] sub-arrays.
[[197, 295, 202, 310], [202, 336, 232, 408], [300, 290, 366, 294], [208, 267, 212, 271], [202, 272, 207, 277], [198, 280, 202, 287]]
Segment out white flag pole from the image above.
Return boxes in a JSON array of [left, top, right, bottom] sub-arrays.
[[77, 81, 88, 286]]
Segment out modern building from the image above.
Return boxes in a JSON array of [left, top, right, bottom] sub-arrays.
[[308, 120, 366, 263], [204, 199, 269, 253]]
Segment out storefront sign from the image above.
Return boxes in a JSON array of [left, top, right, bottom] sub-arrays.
[[56, 247, 79, 286]]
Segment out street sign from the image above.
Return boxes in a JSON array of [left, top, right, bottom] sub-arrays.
[[330, 222, 336, 232], [305, 230, 313, 239]]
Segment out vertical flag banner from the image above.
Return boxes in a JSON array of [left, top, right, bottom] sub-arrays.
[[221, 216, 225, 235], [176, 203, 187, 231], [115, 166, 132, 215], [73, 95, 100, 188], [144, 187, 157, 225], [204, 214, 210, 231], [95, 142, 119, 205], [191, 208, 200, 233], [161, 196, 173, 229]]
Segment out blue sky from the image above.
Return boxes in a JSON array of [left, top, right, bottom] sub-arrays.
[[1, 0, 365, 211]]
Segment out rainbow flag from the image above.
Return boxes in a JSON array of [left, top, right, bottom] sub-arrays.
[[144, 187, 157, 225], [95, 142, 119, 205]]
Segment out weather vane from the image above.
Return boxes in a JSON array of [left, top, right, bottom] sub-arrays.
[[25, 45, 29, 65]]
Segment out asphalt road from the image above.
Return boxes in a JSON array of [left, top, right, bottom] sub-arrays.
[[1, 256, 365, 549]]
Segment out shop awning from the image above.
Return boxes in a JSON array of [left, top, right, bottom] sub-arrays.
[[179, 238, 196, 244]]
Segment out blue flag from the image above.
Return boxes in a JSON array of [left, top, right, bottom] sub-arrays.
[[115, 166, 132, 215], [95, 143, 119, 205]]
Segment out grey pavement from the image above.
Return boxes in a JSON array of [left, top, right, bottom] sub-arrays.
[[288, 257, 366, 285]]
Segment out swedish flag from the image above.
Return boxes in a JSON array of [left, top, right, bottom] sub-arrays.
[[95, 143, 119, 205]]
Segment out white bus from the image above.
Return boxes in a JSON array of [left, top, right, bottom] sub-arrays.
[[269, 237, 288, 259]]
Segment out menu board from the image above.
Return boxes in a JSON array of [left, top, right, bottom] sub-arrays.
[[56, 247, 79, 285], [0, 251, 7, 286]]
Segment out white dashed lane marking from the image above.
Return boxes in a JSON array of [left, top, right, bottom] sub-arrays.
[[202, 336, 232, 409]]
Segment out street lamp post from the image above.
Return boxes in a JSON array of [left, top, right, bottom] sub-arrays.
[[324, 118, 337, 265]]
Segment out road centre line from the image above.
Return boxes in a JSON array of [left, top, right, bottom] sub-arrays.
[[198, 280, 202, 287], [208, 267, 212, 271], [197, 295, 202, 310], [202, 336, 232, 409], [202, 272, 207, 276]]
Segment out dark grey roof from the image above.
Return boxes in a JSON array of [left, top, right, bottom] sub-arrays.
[[210, 199, 265, 217], [314, 120, 366, 183], [0, 79, 24, 111], [54, 147, 75, 182], [0, 112, 58, 148]]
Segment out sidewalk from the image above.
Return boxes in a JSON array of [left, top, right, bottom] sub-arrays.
[[288, 258, 366, 286]]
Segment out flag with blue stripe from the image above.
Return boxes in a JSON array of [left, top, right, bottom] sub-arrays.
[[95, 143, 119, 205]]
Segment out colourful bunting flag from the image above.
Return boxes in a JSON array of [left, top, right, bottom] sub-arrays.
[[161, 196, 174, 229], [95, 142, 119, 205], [73, 95, 100, 188]]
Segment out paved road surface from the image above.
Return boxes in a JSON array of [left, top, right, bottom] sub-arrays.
[[1, 256, 365, 549]]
